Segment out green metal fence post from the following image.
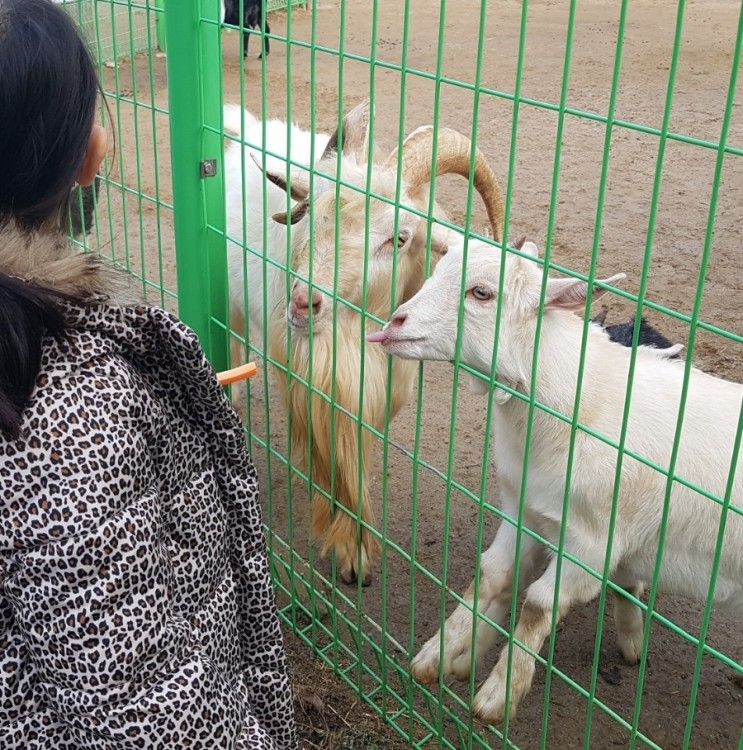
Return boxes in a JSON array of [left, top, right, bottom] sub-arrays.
[[163, 0, 229, 371]]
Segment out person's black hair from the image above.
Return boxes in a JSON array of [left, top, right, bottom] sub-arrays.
[[0, 0, 101, 439], [0, 277, 68, 439], [0, 0, 99, 227]]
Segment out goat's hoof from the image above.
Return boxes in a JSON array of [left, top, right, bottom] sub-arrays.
[[411, 641, 460, 684], [618, 632, 643, 665], [410, 655, 439, 685], [411, 634, 444, 684], [450, 647, 476, 681], [335, 539, 372, 587], [472, 700, 509, 726], [412, 626, 478, 684], [413, 649, 473, 683], [473, 657, 534, 724], [472, 681, 509, 725], [339, 567, 371, 587]]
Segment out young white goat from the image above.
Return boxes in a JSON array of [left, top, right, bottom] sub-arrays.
[[223, 101, 504, 584], [369, 238, 743, 722]]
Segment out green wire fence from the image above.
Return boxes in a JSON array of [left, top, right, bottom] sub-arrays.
[[62, 1, 742, 748]]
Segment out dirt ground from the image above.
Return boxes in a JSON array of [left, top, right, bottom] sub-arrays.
[[95, 0, 742, 747]]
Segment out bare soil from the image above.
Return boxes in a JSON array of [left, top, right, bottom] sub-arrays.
[[97, 0, 742, 747], [284, 630, 410, 749]]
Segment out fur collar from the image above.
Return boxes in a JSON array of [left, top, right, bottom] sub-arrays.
[[0, 220, 134, 302]]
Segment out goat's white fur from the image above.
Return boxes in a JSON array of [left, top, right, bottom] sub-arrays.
[[222, 103, 483, 585], [377, 239, 742, 722], [223, 104, 330, 332]]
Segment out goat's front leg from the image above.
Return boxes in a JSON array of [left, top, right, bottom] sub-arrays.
[[473, 539, 607, 724], [412, 520, 541, 684]]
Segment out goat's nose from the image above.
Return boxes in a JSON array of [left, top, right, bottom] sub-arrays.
[[388, 313, 407, 330], [292, 283, 323, 316]]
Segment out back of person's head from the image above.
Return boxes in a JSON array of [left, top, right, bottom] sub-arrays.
[[0, 0, 105, 439], [0, 0, 99, 228]]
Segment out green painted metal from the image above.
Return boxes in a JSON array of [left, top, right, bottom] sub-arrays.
[[267, 0, 305, 10], [61, 0, 155, 62], [163, 0, 229, 370]]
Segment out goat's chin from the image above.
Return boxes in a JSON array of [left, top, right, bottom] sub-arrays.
[[286, 317, 330, 336], [383, 338, 446, 362]]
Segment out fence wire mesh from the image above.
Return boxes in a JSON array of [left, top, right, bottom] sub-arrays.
[[63, 1, 742, 748], [62, 0, 156, 62]]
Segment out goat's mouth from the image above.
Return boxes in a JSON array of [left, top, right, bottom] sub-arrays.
[[366, 330, 424, 349], [286, 312, 327, 333]]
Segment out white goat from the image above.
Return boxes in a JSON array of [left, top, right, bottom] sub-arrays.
[[369, 238, 743, 722], [223, 101, 505, 584]]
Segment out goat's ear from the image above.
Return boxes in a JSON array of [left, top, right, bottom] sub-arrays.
[[321, 99, 371, 161], [592, 307, 608, 326], [518, 240, 539, 258], [544, 273, 626, 311], [250, 153, 309, 202], [272, 200, 309, 226], [429, 231, 450, 258], [428, 224, 462, 259]]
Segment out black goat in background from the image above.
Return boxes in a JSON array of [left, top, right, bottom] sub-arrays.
[[223, 0, 270, 58]]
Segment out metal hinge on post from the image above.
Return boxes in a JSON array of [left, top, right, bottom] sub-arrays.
[[200, 159, 217, 178]]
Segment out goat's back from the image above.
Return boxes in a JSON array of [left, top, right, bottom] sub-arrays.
[[494, 317, 743, 612]]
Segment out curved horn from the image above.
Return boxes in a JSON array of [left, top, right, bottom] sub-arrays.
[[386, 126, 505, 241], [249, 152, 309, 202], [272, 200, 309, 226]]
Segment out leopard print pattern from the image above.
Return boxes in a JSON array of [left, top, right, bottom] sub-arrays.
[[0, 302, 296, 749]]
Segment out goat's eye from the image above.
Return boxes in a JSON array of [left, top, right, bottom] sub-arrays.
[[470, 286, 493, 302], [378, 231, 410, 255]]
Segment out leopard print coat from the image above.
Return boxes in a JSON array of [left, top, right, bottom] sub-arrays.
[[0, 225, 297, 749]]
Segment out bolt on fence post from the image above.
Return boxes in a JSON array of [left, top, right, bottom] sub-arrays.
[[163, 0, 229, 372]]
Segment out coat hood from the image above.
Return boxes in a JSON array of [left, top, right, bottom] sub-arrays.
[[0, 219, 134, 302]]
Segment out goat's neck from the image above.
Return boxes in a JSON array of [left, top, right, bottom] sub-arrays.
[[503, 310, 597, 420]]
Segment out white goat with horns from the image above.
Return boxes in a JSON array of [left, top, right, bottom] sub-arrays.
[[370, 234, 743, 721], [223, 100, 505, 585]]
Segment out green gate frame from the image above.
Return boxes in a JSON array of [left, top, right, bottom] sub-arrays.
[[162, 0, 230, 371]]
